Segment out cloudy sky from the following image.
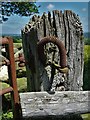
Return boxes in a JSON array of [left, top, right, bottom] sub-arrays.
[[1, 2, 88, 34]]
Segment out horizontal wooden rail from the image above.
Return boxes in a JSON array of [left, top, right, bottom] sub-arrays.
[[20, 91, 90, 119]]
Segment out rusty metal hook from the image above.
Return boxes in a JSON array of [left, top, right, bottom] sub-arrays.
[[37, 36, 68, 73]]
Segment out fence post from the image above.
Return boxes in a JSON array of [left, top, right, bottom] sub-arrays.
[[22, 10, 84, 91]]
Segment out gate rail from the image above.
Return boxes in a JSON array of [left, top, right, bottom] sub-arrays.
[[0, 37, 21, 120]]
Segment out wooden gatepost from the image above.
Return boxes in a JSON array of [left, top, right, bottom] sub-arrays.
[[20, 10, 90, 119]]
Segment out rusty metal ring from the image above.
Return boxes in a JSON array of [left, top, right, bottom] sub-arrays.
[[37, 36, 67, 68]]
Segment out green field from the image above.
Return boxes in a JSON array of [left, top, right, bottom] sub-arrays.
[[83, 45, 90, 90]]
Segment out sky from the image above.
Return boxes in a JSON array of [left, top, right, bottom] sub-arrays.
[[0, 2, 88, 35]]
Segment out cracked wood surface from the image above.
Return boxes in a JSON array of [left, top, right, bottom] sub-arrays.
[[22, 10, 84, 91], [20, 91, 90, 119]]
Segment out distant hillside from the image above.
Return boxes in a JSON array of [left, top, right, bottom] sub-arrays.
[[1, 33, 90, 38], [1, 34, 22, 43], [1, 33, 90, 44], [84, 32, 90, 45], [84, 32, 90, 38], [1, 34, 21, 37]]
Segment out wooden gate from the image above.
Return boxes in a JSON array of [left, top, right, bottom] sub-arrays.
[[0, 37, 21, 120]]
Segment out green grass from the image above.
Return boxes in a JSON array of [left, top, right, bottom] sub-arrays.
[[84, 38, 90, 45], [82, 45, 90, 120], [1, 69, 27, 93], [84, 45, 90, 63], [13, 43, 22, 49], [1, 112, 13, 120], [81, 114, 90, 120], [17, 77, 27, 92], [83, 45, 90, 90], [1, 68, 27, 120]]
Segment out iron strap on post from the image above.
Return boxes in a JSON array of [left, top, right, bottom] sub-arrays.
[[37, 36, 68, 73]]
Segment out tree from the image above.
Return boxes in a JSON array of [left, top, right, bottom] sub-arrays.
[[0, 2, 40, 23]]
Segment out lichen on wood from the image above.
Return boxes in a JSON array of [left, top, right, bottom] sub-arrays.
[[20, 91, 90, 119], [22, 10, 84, 91]]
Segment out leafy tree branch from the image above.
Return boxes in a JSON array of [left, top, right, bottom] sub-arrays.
[[0, 2, 40, 23]]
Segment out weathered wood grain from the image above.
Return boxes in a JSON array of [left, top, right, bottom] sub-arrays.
[[20, 91, 90, 119], [22, 10, 84, 91]]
